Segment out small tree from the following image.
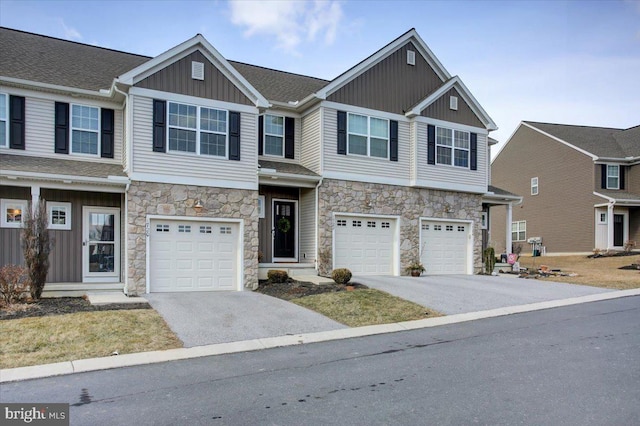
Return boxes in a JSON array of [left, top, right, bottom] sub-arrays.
[[21, 200, 52, 300], [483, 247, 496, 275]]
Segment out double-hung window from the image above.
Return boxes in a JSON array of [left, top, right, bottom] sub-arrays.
[[71, 104, 100, 155], [607, 165, 619, 189], [168, 102, 227, 157], [347, 113, 388, 159], [531, 177, 539, 195], [436, 127, 469, 168], [0, 93, 7, 147], [511, 221, 526, 242], [264, 115, 284, 156]]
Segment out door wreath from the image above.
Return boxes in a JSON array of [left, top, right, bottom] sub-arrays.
[[277, 217, 291, 233]]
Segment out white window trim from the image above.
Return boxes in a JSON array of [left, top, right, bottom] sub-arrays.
[[435, 126, 470, 169], [511, 220, 526, 242], [47, 202, 72, 230], [167, 101, 228, 158], [70, 103, 101, 157], [258, 195, 265, 219], [347, 112, 389, 159], [1, 199, 27, 228], [598, 212, 607, 224], [263, 114, 285, 158], [606, 165, 620, 190], [531, 177, 539, 196], [0, 92, 8, 148]]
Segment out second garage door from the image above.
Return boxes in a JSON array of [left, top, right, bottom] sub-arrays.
[[420, 220, 470, 274], [334, 215, 397, 275], [149, 219, 239, 292]]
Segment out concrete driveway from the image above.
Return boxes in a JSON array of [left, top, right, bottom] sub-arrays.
[[358, 274, 611, 315], [145, 291, 347, 348]]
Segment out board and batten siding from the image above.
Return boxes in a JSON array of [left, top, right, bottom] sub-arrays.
[[322, 107, 411, 183], [130, 95, 257, 186], [0, 94, 123, 164], [420, 87, 484, 128], [300, 108, 322, 174], [415, 121, 487, 191], [299, 187, 316, 264]]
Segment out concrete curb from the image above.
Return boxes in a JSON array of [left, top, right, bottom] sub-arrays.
[[2, 288, 639, 383]]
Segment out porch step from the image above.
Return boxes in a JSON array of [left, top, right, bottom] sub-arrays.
[[41, 283, 124, 298], [86, 292, 147, 306], [292, 275, 334, 285], [259, 264, 317, 280], [493, 262, 514, 274]]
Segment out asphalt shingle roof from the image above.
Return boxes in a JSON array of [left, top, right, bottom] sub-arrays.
[[488, 185, 519, 197], [595, 189, 640, 203], [0, 154, 126, 179], [258, 160, 319, 177], [525, 121, 639, 159]]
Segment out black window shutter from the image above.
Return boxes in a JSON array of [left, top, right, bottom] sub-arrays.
[[9, 95, 25, 150], [601, 164, 607, 189], [54, 102, 69, 154], [470, 133, 478, 170], [258, 115, 264, 156], [152, 99, 166, 152], [389, 120, 398, 161], [100, 108, 115, 158], [427, 124, 435, 165], [229, 111, 241, 161], [337, 111, 347, 155], [620, 166, 625, 190], [285, 117, 295, 159]]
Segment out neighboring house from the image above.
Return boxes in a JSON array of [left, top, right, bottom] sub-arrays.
[[490, 121, 640, 255], [0, 27, 516, 296]]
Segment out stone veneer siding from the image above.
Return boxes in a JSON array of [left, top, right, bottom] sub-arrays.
[[126, 182, 258, 295], [317, 179, 483, 276]]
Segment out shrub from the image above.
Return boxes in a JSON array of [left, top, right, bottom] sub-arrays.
[[483, 247, 496, 274], [267, 270, 289, 283], [22, 200, 52, 300], [0, 265, 31, 305], [331, 268, 352, 284]]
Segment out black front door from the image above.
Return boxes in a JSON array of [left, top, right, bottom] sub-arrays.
[[613, 214, 624, 247], [273, 200, 296, 259]]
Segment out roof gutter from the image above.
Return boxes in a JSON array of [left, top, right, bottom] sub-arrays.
[[1, 169, 130, 187], [0, 76, 113, 99]]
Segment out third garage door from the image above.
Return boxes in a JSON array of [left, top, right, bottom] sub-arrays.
[[334, 216, 396, 275], [420, 220, 470, 274]]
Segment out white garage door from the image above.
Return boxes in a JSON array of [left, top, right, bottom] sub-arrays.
[[420, 220, 470, 274], [334, 216, 396, 275], [149, 220, 239, 292]]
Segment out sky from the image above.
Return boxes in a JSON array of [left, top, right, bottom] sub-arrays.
[[1, 0, 639, 158]]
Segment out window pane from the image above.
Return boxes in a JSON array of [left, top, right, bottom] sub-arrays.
[[437, 146, 452, 165], [265, 115, 284, 136], [265, 135, 283, 156], [169, 103, 196, 129], [0, 121, 5, 146], [454, 149, 468, 167], [71, 130, 98, 154], [454, 130, 469, 149], [72, 105, 99, 131], [0, 94, 6, 119], [370, 137, 388, 158], [201, 108, 226, 133], [201, 132, 226, 157], [607, 176, 619, 189], [348, 134, 367, 155], [436, 128, 452, 146], [168, 128, 196, 152], [348, 114, 367, 135], [370, 118, 388, 138]]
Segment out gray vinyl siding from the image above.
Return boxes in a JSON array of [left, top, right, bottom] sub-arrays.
[[259, 116, 301, 164], [135, 50, 253, 106], [490, 125, 599, 253], [0, 94, 124, 164], [299, 187, 316, 264], [0, 186, 30, 267], [301, 108, 322, 174], [415, 121, 487, 190], [327, 41, 443, 115], [130, 95, 257, 186], [420, 88, 484, 128], [410, 121, 418, 182], [322, 107, 410, 182]]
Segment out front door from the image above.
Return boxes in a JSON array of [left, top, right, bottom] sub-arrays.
[[613, 214, 624, 247], [273, 200, 296, 260], [83, 207, 120, 283]]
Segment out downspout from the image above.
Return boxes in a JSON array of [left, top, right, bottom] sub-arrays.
[[314, 178, 323, 274], [607, 200, 615, 250]]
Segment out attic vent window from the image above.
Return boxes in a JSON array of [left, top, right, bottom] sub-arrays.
[[192, 61, 205, 80], [407, 50, 416, 66], [449, 96, 458, 111]]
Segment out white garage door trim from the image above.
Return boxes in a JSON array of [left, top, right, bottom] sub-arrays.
[[419, 217, 473, 275], [145, 215, 244, 293], [332, 212, 400, 276]]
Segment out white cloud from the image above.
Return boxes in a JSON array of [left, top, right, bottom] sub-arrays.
[[228, 0, 344, 53], [59, 19, 82, 41]]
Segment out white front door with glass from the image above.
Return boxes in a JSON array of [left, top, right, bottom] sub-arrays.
[[82, 207, 120, 283]]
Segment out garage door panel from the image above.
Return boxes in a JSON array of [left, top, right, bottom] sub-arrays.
[[334, 216, 396, 275], [421, 220, 469, 275]]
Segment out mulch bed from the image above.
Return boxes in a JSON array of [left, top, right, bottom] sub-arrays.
[[256, 279, 368, 301], [0, 297, 151, 321]]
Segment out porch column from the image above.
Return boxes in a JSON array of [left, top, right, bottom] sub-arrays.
[[607, 202, 615, 250], [31, 185, 41, 213], [505, 203, 513, 254]]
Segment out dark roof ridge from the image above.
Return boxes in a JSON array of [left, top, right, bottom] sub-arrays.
[[228, 60, 329, 83], [524, 120, 624, 132], [0, 26, 151, 61]]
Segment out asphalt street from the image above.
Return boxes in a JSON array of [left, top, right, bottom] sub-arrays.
[[2, 296, 638, 425]]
